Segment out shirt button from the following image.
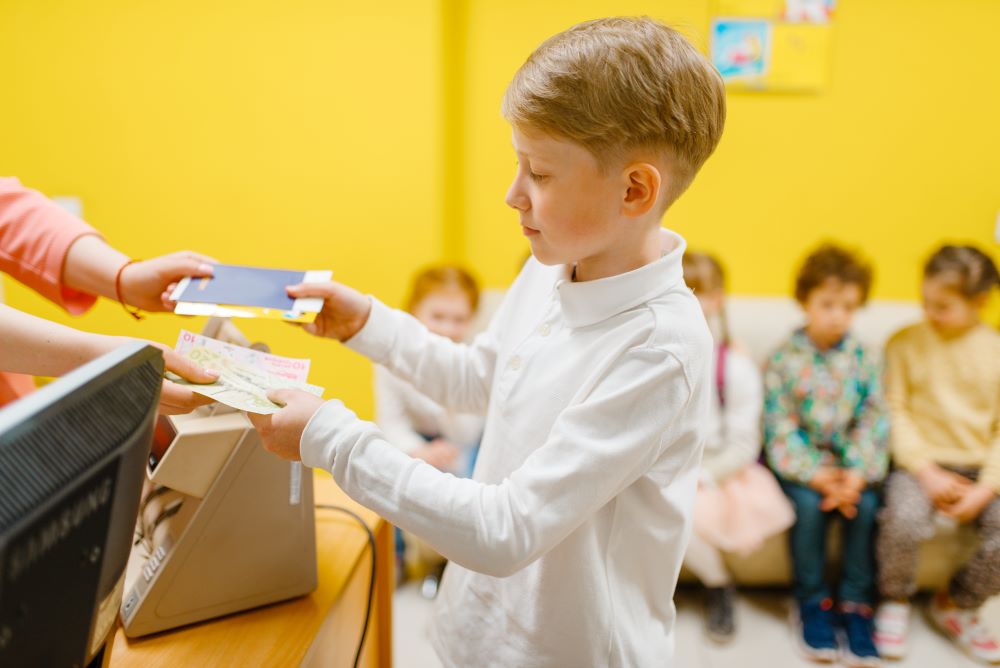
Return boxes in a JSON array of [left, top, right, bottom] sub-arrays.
[[539, 323, 551, 337], [510, 355, 522, 370]]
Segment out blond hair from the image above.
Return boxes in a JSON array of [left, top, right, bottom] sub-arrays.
[[502, 16, 726, 208], [405, 265, 480, 314]]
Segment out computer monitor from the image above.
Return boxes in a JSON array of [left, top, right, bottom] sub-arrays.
[[0, 342, 163, 667]]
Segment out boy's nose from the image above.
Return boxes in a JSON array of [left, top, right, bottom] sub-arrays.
[[505, 181, 529, 211]]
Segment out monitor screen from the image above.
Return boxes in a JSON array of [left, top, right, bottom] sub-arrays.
[[0, 342, 163, 667]]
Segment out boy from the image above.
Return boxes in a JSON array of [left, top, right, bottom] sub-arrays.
[[250, 17, 725, 665], [764, 244, 888, 667]]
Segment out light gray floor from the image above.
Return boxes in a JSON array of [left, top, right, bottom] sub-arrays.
[[393, 582, 1000, 667]]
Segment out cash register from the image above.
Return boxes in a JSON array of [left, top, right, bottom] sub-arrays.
[[119, 319, 317, 637]]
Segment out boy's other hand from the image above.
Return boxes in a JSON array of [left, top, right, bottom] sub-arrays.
[[121, 251, 216, 312], [941, 483, 996, 524], [286, 282, 372, 342], [917, 464, 972, 509], [247, 389, 325, 461]]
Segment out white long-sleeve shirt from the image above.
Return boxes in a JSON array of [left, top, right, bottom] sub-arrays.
[[301, 229, 711, 666], [374, 364, 484, 475], [700, 344, 765, 485]]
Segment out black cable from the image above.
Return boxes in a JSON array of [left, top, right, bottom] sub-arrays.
[[316, 504, 377, 668]]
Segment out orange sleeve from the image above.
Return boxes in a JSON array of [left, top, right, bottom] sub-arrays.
[[0, 177, 99, 314]]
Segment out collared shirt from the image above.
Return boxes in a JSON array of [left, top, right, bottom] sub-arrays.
[[763, 329, 889, 484], [301, 229, 711, 667]]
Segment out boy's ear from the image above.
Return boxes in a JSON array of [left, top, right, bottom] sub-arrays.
[[622, 163, 661, 218]]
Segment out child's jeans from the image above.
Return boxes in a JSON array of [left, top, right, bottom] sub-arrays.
[[877, 467, 1000, 609], [780, 479, 880, 605]]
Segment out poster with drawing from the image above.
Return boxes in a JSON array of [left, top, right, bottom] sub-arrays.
[[710, 19, 771, 83]]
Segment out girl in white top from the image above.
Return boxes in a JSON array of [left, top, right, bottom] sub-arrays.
[[375, 266, 486, 593], [681, 252, 794, 642], [375, 266, 485, 477]]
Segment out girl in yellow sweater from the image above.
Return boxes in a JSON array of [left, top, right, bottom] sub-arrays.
[[875, 245, 1000, 664]]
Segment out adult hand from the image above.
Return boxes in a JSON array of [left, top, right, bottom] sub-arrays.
[[284, 281, 372, 342], [247, 389, 326, 461], [154, 344, 219, 415], [120, 251, 216, 312], [941, 483, 996, 524], [917, 464, 972, 510]]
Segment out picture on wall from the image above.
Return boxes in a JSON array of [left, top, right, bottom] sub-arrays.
[[710, 19, 772, 82]]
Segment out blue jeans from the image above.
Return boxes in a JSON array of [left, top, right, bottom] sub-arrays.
[[780, 479, 879, 605]]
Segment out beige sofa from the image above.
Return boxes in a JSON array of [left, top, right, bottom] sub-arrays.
[[683, 296, 977, 588]]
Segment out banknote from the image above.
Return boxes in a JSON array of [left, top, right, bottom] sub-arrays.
[[168, 346, 324, 414], [175, 330, 310, 383]]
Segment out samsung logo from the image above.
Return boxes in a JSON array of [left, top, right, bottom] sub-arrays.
[[6, 477, 112, 581]]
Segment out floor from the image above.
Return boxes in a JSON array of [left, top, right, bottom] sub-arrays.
[[393, 581, 1000, 667]]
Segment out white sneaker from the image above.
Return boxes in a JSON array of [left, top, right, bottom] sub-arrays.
[[927, 591, 1000, 664], [874, 600, 910, 660]]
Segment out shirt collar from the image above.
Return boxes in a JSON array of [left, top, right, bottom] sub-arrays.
[[555, 228, 687, 329]]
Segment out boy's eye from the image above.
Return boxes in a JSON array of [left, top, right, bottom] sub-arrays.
[[529, 171, 548, 182]]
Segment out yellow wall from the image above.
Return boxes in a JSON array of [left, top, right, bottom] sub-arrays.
[[0, 0, 444, 418], [3, 1, 1000, 416], [461, 0, 1000, 301]]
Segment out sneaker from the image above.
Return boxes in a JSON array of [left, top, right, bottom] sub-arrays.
[[420, 573, 439, 599], [874, 600, 911, 660], [840, 602, 881, 667], [927, 591, 1000, 664], [793, 598, 839, 663], [705, 586, 736, 643]]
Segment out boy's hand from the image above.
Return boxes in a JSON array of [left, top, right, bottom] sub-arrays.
[[247, 389, 325, 461], [941, 483, 996, 524], [917, 464, 972, 509], [286, 282, 372, 342]]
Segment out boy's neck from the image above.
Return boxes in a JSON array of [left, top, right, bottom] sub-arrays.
[[803, 326, 844, 352], [572, 225, 665, 282]]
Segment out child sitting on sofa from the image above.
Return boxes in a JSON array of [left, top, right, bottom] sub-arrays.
[[874, 244, 1000, 664], [764, 244, 889, 666], [682, 251, 794, 643]]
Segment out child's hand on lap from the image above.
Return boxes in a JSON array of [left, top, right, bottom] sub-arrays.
[[917, 464, 973, 509], [809, 467, 841, 496], [811, 469, 864, 518], [414, 439, 461, 471], [941, 483, 996, 524], [248, 389, 326, 461]]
